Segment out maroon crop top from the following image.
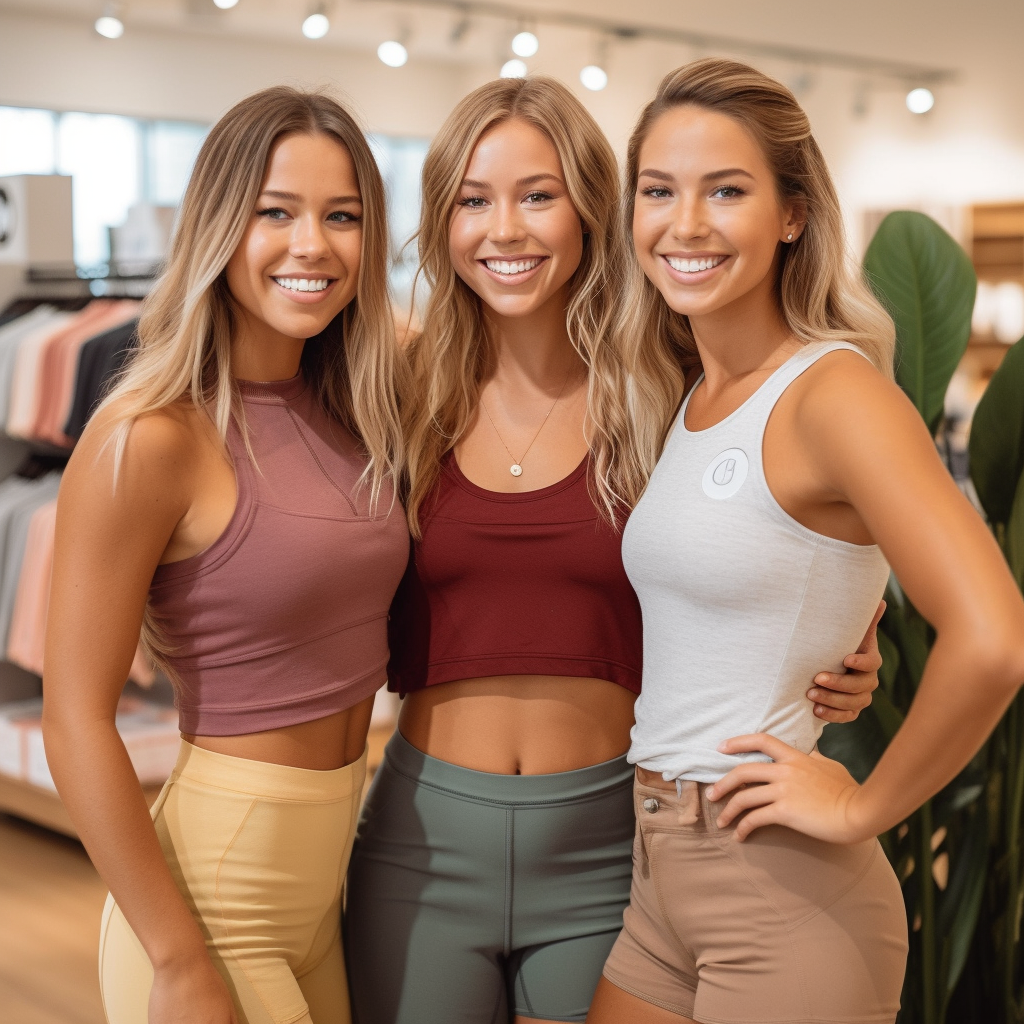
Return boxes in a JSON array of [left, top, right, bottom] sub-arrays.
[[149, 375, 409, 736], [387, 453, 642, 694]]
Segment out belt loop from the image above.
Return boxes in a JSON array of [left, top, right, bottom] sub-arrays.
[[675, 778, 683, 800]]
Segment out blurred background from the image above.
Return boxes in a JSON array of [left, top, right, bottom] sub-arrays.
[[0, 2, 1022, 1022]]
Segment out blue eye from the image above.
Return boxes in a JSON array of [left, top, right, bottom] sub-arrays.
[[257, 207, 289, 220], [712, 185, 745, 199]]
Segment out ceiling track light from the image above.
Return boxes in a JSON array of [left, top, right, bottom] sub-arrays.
[[906, 86, 935, 114], [511, 28, 538, 58], [580, 36, 609, 91], [378, 29, 410, 67], [94, 4, 124, 39], [500, 58, 527, 78], [213, 0, 240, 9], [302, 5, 330, 39]]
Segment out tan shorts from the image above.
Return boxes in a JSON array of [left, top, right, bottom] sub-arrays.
[[602, 769, 908, 1024]]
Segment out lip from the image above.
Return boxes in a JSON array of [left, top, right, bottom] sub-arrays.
[[478, 255, 549, 286], [271, 274, 338, 304], [659, 253, 730, 284]]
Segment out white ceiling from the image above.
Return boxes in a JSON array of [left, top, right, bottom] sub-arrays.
[[2, 0, 1019, 75]]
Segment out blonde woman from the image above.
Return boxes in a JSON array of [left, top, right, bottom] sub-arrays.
[[588, 59, 1024, 1024], [42, 87, 409, 1024], [343, 75, 882, 1024]]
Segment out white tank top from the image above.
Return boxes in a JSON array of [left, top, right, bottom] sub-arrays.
[[622, 342, 890, 783]]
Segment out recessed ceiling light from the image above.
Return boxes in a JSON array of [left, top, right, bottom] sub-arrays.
[[511, 31, 539, 58], [94, 15, 124, 38], [580, 65, 608, 91], [213, 0, 239, 9], [500, 59, 527, 78], [906, 87, 935, 114], [302, 12, 329, 39], [378, 40, 409, 67]]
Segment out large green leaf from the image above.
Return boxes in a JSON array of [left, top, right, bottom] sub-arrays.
[[969, 335, 1024, 527], [1006, 469, 1024, 590], [864, 212, 976, 433]]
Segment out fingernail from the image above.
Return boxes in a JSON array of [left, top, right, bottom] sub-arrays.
[[808, 689, 820, 699], [707, 787, 716, 800], [814, 674, 828, 683], [815, 705, 825, 716]]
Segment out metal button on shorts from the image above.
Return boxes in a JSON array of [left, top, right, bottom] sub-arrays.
[[643, 797, 660, 813]]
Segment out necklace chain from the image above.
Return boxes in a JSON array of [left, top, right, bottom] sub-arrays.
[[481, 368, 574, 477]]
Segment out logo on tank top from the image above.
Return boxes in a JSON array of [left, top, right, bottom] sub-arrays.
[[702, 448, 749, 499]]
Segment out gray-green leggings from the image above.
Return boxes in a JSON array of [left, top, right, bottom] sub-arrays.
[[344, 730, 635, 1024]]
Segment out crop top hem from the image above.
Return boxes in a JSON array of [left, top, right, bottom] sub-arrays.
[[177, 663, 386, 737], [390, 654, 641, 696]]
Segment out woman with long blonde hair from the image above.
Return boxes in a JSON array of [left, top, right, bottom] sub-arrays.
[[589, 59, 1024, 1024], [42, 86, 409, 1024], [343, 74, 882, 1024]]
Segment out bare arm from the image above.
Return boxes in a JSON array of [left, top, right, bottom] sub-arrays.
[[713, 354, 1024, 841], [42, 407, 237, 1023]]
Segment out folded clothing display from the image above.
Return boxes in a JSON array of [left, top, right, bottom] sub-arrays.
[[0, 695, 179, 788], [0, 300, 140, 447]]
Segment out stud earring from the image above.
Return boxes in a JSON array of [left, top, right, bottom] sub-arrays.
[[787, 233, 794, 241]]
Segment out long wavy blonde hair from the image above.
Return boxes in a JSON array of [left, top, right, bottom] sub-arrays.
[[618, 58, 896, 477], [403, 76, 645, 532], [98, 86, 402, 661]]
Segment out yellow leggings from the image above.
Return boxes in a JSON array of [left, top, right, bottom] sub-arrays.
[[99, 740, 366, 1024]]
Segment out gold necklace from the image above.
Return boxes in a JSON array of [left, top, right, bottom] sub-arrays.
[[481, 368, 574, 477]]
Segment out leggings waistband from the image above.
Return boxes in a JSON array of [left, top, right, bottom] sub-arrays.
[[383, 728, 633, 806], [171, 739, 367, 803]]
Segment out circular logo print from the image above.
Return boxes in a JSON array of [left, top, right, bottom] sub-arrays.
[[701, 447, 748, 499]]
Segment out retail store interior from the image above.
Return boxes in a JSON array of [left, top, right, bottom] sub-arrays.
[[0, 1, 1023, 1022]]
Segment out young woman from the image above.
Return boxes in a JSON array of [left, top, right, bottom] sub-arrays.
[[589, 59, 1024, 1024], [344, 75, 884, 1024], [42, 88, 409, 1024]]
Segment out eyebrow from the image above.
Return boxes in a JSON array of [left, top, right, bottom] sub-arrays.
[[260, 189, 362, 204], [637, 167, 756, 184], [460, 173, 564, 189]]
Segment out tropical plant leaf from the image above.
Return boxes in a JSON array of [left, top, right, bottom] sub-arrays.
[[864, 211, 976, 433], [940, 804, 990, 1007], [1005, 466, 1024, 590], [818, 707, 890, 783], [969, 335, 1024, 527], [877, 624, 902, 697]]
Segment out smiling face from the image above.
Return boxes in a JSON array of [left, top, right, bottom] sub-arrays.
[[225, 132, 363, 357], [448, 118, 584, 322], [632, 105, 803, 323]]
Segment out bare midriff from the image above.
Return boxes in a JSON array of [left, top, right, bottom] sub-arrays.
[[399, 675, 637, 775], [183, 692, 376, 771]]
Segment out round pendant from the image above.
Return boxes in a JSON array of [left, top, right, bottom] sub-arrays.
[[510, 464, 523, 477]]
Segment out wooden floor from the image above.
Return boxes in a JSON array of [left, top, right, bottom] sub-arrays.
[[0, 726, 394, 1024], [0, 813, 107, 1024]]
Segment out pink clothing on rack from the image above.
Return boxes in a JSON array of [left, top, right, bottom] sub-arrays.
[[35, 299, 139, 446], [27, 300, 139, 446], [7, 499, 57, 676], [6, 496, 157, 684]]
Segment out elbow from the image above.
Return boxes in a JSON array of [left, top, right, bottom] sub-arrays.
[[969, 625, 1024, 701]]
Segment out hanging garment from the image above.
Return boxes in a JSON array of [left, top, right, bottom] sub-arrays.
[[64, 318, 139, 441], [7, 497, 58, 675], [0, 310, 74, 428]]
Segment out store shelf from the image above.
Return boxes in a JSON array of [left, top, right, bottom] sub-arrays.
[[0, 772, 163, 838], [0, 724, 395, 839]]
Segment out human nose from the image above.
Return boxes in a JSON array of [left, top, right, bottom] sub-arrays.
[[670, 193, 710, 242], [289, 213, 331, 260], [488, 198, 527, 245]]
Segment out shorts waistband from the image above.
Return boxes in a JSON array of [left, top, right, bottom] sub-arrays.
[[384, 728, 634, 805], [634, 767, 734, 834], [171, 739, 367, 802]]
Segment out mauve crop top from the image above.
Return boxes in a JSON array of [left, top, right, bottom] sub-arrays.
[[387, 453, 642, 695], [148, 375, 409, 736]]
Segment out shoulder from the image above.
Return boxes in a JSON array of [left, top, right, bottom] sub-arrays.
[[66, 396, 216, 508]]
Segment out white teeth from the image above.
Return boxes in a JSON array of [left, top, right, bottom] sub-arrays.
[[665, 255, 726, 274], [273, 277, 331, 292], [485, 258, 543, 275]]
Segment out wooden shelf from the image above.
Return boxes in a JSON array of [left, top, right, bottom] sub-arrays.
[[0, 773, 163, 838], [0, 724, 396, 839]]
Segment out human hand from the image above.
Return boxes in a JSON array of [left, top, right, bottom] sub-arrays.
[[707, 733, 874, 844], [806, 600, 885, 723], [149, 954, 238, 1024]]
